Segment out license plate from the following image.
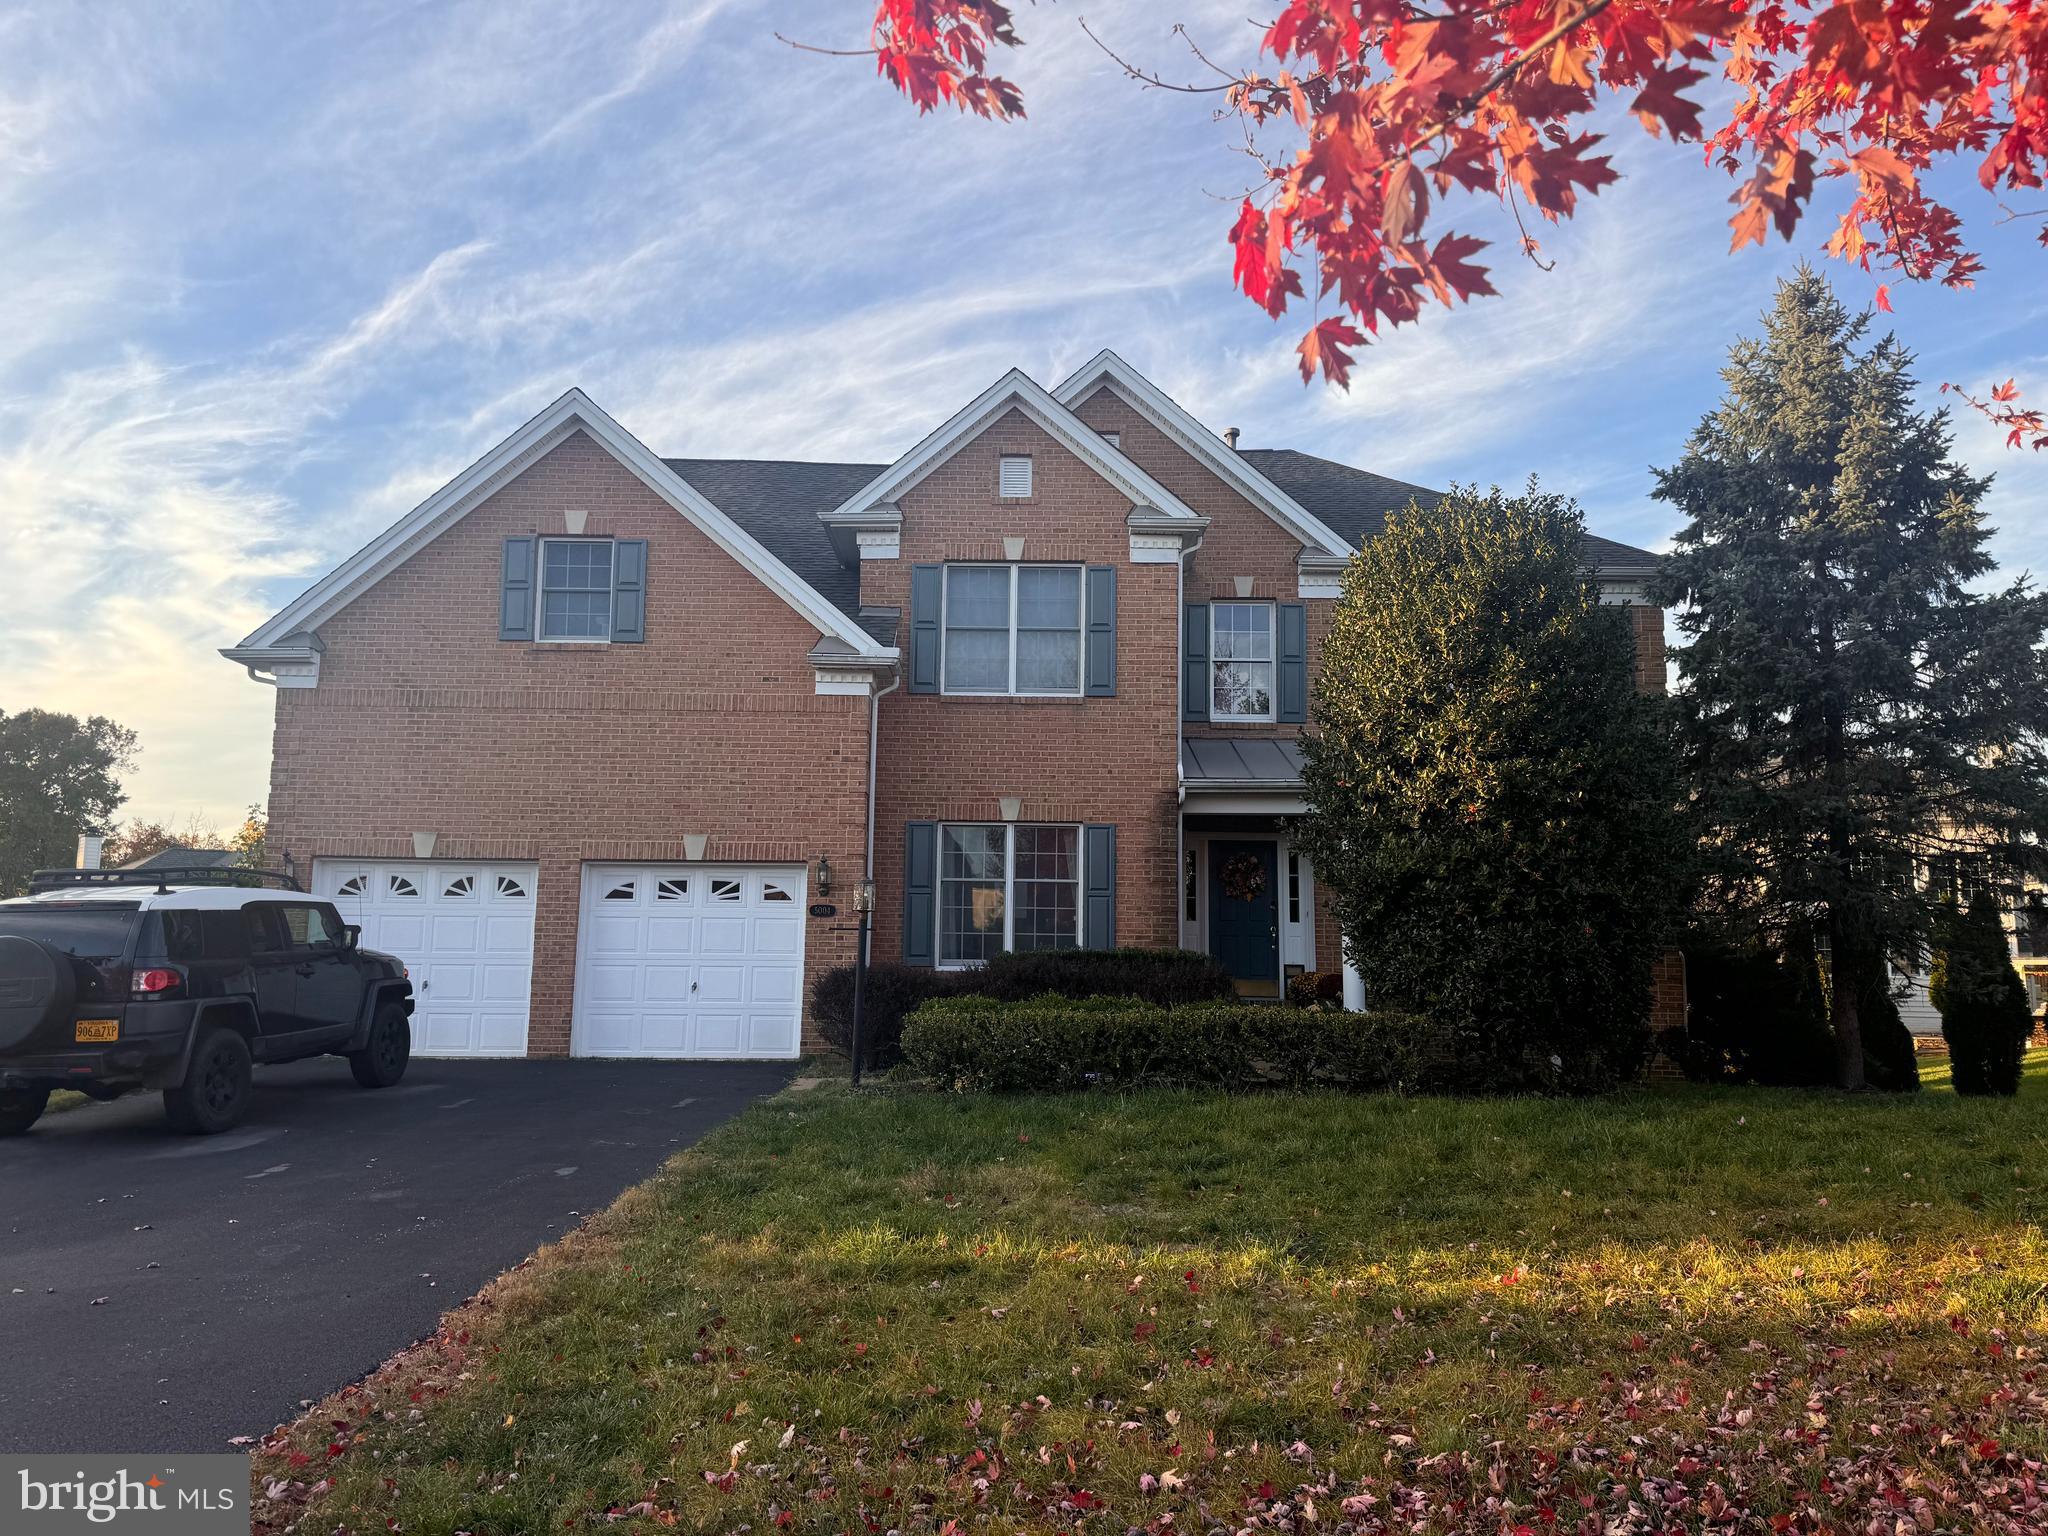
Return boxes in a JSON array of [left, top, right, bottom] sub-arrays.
[[74, 1020, 119, 1043]]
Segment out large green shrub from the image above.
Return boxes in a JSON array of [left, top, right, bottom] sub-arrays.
[[1931, 892, 2032, 1096], [1299, 486, 1686, 1094], [1680, 932, 1834, 1086], [902, 994, 1467, 1095], [812, 948, 1234, 1068]]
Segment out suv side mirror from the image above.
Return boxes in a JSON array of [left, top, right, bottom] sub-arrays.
[[341, 924, 361, 950]]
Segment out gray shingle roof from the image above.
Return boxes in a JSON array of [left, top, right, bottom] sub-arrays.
[[1239, 448, 1659, 570], [121, 847, 240, 871], [662, 446, 1659, 641], [664, 457, 883, 632]]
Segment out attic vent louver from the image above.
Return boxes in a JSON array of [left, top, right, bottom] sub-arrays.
[[998, 456, 1033, 499]]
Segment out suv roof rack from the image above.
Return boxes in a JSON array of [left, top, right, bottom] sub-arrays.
[[26, 866, 305, 895]]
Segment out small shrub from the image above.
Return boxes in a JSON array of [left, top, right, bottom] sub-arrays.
[[1680, 930, 1835, 1086], [811, 962, 966, 1069], [1286, 970, 1344, 1009], [1932, 892, 2032, 1096], [811, 949, 1232, 1068], [975, 947, 1233, 1008], [901, 994, 1455, 1095], [1853, 950, 1920, 1094]]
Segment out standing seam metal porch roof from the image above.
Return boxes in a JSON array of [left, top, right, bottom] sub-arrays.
[[1181, 737, 1306, 788]]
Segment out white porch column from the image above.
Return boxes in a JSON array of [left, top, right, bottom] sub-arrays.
[[1341, 952, 1366, 1012]]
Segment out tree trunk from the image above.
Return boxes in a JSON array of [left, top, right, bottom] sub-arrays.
[[1829, 911, 1867, 1091]]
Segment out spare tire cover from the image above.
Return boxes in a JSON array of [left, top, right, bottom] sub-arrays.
[[0, 935, 75, 1052]]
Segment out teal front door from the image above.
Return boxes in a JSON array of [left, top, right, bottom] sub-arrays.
[[1208, 840, 1280, 997]]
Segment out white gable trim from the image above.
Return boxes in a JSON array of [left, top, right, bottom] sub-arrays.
[[1052, 350, 1353, 558], [818, 367, 1204, 527], [233, 388, 891, 659]]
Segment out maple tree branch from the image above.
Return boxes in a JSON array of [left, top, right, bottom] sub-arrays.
[[773, 32, 878, 59], [1401, 0, 1619, 161], [1078, 17, 1239, 94]]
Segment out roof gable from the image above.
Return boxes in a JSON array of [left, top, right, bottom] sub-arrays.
[[818, 367, 1204, 527], [234, 390, 891, 659], [1052, 350, 1352, 557]]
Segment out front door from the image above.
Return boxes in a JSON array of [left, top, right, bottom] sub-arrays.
[[1208, 840, 1280, 998]]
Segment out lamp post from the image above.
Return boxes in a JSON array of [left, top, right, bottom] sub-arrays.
[[850, 877, 875, 1087]]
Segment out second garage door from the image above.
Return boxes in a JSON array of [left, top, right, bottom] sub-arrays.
[[572, 863, 807, 1059]]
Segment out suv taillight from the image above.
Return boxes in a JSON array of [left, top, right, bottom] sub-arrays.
[[132, 967, 181, 996]]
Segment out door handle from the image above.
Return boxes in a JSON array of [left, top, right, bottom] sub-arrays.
[[294, 964, 316, 977]]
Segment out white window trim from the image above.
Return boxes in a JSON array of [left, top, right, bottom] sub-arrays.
[[935, 821, 1083, 967], [1210, 600, 1277, 723], [537, 536, 615, 645], [940, 563, 1084, 698]]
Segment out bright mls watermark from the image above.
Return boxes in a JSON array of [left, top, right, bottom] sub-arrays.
[[2, 1456, 245, 1533]]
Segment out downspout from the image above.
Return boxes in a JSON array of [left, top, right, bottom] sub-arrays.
[[850, 662, 901, 1087], [1176, 525, 1205, 947]]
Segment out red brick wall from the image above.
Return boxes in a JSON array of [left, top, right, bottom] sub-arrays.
[[865, 408, 1182, 961], [263, 430, 869, 1055]]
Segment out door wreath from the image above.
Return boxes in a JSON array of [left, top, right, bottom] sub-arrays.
[[1219, 851, 1268, 903]]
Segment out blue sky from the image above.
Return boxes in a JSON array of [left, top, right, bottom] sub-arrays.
[[3, 0, 2044, 831]]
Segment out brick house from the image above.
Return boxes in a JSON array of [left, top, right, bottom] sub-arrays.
[[224, 351, 1677, 1060]]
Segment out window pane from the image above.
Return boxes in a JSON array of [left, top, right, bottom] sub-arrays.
[[946, 566, 1009, 626], [1013, 825, 1078, 951], [1213, 602, 1273, 661], [1016, 629, 1079, 692], [1016, 567, 1078, 628], [940, 825, 1007, 963], [1213, 660, 1275, 719], [944, 627, 1010, 691]]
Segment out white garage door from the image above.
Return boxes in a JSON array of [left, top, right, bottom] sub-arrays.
[[573, 863, 806, 1059], [315, 859, 538, 1057]]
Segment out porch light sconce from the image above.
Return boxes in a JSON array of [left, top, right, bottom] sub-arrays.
[[1233, 575, 1255, 598], [282, 850, 297, 884], [816, 854, 833, 896], [999, 796, 1022, 823], [564, 508, 588, 535], [683, 833, 709, 862], [411, 831, 438, 859], [1003, 536, 1025, 561]]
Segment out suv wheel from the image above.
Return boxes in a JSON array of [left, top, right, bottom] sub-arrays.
[[349, 1002, 411, 1089], [164, 1027, 253, 1135], [0, 1087, 49, 1137]]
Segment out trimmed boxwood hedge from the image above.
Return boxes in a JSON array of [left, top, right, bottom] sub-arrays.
[[812, 948, 1235, 1069], [900, 993, 1456, 1094]]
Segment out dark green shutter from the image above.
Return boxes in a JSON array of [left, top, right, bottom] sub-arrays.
[[611, 539, 647, 643], [909, 565, 942, 694], [903, 821, 938, 967], [1085, 565, 1117, 696], [1277, 602, 1307, 723], [1182, 603, 1209, 722], [1083, 824, 1116, 948], [500, 537, 535, 641]]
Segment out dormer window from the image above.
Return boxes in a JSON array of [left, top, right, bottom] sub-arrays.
[[998, 456, 1033, 499]]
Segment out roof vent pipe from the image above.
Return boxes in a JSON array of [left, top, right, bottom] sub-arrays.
[[1223, 427, 1241, 450]]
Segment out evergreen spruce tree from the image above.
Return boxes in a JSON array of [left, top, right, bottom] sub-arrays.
[[1652, 269, 2048, 1089], [1929, 891, 2033, 1095], [1298, 486, 1685, 1093]]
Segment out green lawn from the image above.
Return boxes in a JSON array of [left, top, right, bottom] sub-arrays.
[[253, 1053, 2048, 1534]]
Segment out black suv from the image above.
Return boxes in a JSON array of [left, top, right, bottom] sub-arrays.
[[0, 867, 415, 1135]]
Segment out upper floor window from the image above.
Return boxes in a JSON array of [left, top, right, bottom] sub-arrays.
[[939, 822, 1080, 964], [998, 456, 1033, 498], [1211, 601, 1275, 721], [540, 538, 615, 641], [943, 564, 1082, 695]]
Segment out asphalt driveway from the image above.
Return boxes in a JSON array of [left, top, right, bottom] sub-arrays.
[[0, 1056, 791, 1454]]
